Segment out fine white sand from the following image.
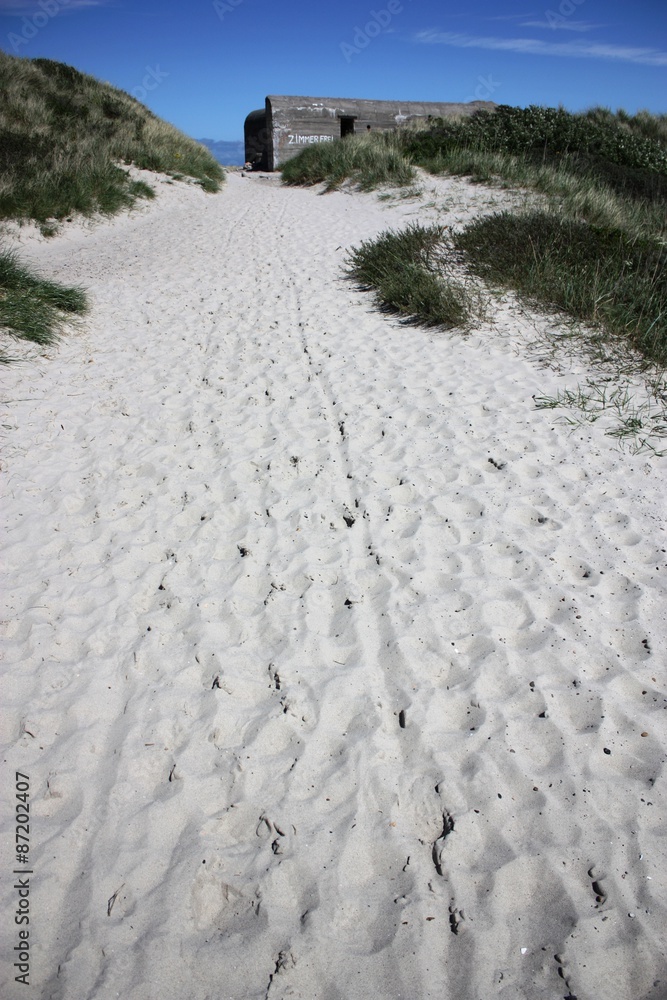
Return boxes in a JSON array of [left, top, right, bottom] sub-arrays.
[[1, 170, 666, 1000]]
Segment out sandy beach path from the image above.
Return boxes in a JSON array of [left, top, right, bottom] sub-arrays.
[[1, 172, 666, 1000]]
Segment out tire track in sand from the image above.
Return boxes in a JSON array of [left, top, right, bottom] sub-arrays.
[[223, 180, 470, 1000]]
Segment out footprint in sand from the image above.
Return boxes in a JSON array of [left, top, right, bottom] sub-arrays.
[[190, 860, 266, 934]]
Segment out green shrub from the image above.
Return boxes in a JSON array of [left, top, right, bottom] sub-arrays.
[[405, 104, 667, 176]]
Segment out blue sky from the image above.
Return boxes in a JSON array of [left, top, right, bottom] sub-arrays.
[[1, 0, 665, 141]]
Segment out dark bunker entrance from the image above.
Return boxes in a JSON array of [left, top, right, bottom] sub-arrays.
[[339, 116, 357, 138]]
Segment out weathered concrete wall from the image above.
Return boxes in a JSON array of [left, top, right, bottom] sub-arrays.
[[244, 95, 497, 170]]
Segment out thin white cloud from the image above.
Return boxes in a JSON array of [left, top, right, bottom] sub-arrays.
[[483, 12, 539, 20], [413, 30, 667, 67], [426, 12, 537, 21], [0, 0, 108, 12], [518, 19, 603, 32]]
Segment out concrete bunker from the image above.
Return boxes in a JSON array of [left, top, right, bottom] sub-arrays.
[[244, 95, 497, 171]]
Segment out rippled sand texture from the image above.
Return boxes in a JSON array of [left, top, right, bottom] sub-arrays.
[[1, 172, 666, 1000]]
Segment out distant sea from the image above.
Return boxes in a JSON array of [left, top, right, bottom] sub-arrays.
[[197, 138, 245, 166]]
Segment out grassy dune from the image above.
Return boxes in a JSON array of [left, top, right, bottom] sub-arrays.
[[285, 104, 667, 373], [1, 53, 224, 358], [0, 52, 223, 224]]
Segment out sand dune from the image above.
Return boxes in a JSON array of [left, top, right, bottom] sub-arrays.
[[1, 170, 666, 1000]]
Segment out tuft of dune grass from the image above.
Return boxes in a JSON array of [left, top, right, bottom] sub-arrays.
[[454, 211, 667, 367], [346, 223, 483, 329], [282, 130, 415, 191], [0, 246, 87, 360]]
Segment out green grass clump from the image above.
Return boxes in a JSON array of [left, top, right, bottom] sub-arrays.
[[0, 52, 224, 223], [346, 223, 481, 329], [418, 146, 667, 240], [346, 210, 666, 366], [0, 247, 87, 358], [454, 211, 667, 366], [282, 131, 415, 191]]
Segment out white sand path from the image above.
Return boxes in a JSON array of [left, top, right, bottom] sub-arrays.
[[1, 172, 666, 1000]]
